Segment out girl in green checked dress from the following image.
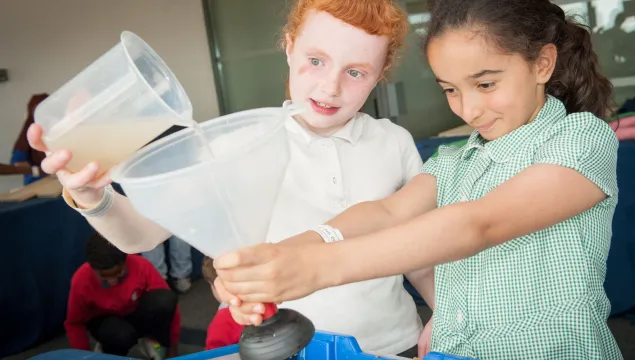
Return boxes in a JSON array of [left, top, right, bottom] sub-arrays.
[[214, 0, 623, 359]]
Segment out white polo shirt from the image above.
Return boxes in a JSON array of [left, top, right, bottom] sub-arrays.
[[266, 103, 424, 355]]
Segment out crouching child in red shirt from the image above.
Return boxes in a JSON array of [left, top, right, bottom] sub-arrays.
[[64, 233, 181, 359]]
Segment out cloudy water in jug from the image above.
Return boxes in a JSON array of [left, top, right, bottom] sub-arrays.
[[44, 117, 177, 174]]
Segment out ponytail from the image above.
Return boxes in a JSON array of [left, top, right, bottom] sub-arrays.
[[548, 14, 614, 118]]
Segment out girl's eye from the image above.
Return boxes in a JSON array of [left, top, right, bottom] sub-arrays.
[[310, 58, 323, 66], [443, 88, 456, 95], [479, 82, 495, 90], [348, 69, 362, 78]]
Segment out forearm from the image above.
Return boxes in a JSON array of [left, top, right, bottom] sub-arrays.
[[283, 201, 399, 246], [328, 200, 405, 238], [88, 193, 171, 253], [66, 190, 171, 253], [286, 175, 437, 247], [405, 268, 435, 310], [327, 201, 487, 287]]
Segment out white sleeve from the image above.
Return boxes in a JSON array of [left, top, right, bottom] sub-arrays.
[[394, 125, 424, 185], [62, 189, 171, 253]]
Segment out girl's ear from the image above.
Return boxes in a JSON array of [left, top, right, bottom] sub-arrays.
[[285, 33, 294, 67], [534, 43, 557, 85]]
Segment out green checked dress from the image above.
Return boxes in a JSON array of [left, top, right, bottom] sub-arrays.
[[421, 96, 623, 359]]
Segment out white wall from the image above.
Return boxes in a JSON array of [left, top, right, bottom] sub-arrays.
[[0, 0, 219, 192]]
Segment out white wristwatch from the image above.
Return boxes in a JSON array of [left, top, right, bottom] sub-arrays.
[[312, 224, 344, 243], [62, 185, 115, 218]]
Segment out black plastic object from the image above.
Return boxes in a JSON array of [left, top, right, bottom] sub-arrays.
[[239, 308, 315, 360]]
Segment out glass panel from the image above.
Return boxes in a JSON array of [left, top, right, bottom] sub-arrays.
[[388, 28, 464, 139], [210, 0, 288, 61], [207, 0, 290, 113], [586, 0, 635, 108], [220, 53, 288, 112], [377, 0, 465, 140]]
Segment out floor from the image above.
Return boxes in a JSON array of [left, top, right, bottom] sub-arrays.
[[5, 279, 635, 359]]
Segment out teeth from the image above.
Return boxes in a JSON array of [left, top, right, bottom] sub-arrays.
[[316, 102, 332, 109]]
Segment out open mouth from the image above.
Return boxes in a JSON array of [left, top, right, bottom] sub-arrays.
[[316, 101, 333, 108], [310, 98, 340, 115]]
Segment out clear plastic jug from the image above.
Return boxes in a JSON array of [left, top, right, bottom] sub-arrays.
[[35, 31, 193, 175]]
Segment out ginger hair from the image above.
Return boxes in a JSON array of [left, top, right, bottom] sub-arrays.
[[281, 0, 409, 77]]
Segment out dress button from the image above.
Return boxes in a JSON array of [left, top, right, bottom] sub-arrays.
[[332, 177, 337, 184], [457, 310, 464, 324]]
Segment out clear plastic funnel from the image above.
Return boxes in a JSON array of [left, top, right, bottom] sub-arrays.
[[110, 107, 291, 258], [35, 31, 193, 174]]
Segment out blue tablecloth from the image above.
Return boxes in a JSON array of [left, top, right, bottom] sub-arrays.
[[0, 198, 95, 357], [1, 139, 634, 358]]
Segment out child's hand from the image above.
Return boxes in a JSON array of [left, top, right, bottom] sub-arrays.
[[210, 282, 221, 303], [27, 123, 111, 208], [418, 317, 433, 358], [214, 277, 266, 326], [214, 241, 327, 304], [230, 302, 267, 326]]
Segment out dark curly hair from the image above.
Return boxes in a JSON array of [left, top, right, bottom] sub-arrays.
[[423, 0, 614, 119], [85, 233, 127, 270]]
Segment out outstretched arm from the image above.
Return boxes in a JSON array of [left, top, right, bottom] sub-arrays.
[[325, 163, 607, 287], [217, 163, 608, 303], [284, 173, 438, 246]]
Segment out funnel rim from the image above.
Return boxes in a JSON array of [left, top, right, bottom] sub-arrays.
[[110, 107, 288, 185], [120, 30, 193, 124]]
